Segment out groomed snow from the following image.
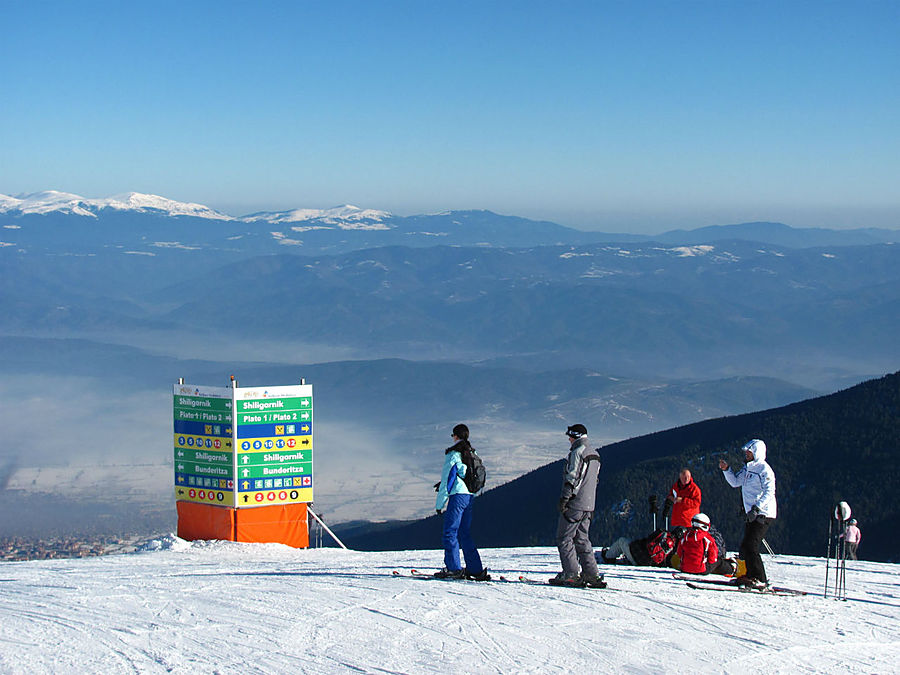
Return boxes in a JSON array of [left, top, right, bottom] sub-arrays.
[[0, 539, 896, 674]]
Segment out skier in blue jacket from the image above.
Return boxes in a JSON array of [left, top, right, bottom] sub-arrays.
[[434, 424, 489, 580]]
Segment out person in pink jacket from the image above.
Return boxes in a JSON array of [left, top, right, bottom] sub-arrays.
[[842, 518, 861, 560]]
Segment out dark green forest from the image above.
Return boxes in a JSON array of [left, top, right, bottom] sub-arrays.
[[342, 371, 900, 562]]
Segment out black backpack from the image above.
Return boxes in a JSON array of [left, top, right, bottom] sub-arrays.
[[460, 446, 486, 494]]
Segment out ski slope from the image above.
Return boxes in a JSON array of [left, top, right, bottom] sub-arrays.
[[0, 538, 896, 674]]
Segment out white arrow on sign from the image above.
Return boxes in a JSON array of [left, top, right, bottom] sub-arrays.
[[177, 450, 184, 457], [301, 411, 309, 420], [177, 464, 184, 471], [301, 399, 310, 407], [242, 468, 250, 477], [242, 456, 249, 464]]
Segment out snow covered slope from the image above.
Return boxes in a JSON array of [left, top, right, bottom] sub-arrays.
[[0, 540, 896, 673]]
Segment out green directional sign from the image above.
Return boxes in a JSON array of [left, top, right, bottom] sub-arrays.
[[234, 384, 314, 507], [173, 384, 235, 507]]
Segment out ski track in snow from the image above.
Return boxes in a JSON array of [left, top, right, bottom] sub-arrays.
[[0, 541, 897, 674]]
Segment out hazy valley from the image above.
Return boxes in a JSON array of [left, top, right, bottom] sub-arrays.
[[1, 193, 897, 539]]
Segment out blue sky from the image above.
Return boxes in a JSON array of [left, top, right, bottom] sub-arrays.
[[2, 1, 898, 232]]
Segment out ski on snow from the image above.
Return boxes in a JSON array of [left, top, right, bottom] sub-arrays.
[[673, 573, 806, 596], [391, 569, 486, 581], [391, 570, 608, 589]]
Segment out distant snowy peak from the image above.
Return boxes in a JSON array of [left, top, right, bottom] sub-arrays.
[[0, 190, 233, 220], [0, 191, 97, 217], [0, 192, 391, 227], [98, 192, 232, 220], [242, 204, 392, 230]]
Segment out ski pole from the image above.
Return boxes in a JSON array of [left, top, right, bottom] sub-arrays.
[[825, 515, 832, 598], [839, 520, 847, 600], [649, 495, 658, 531]]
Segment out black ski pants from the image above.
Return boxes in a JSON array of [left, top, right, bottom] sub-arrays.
[[740, 517, 772, 583]]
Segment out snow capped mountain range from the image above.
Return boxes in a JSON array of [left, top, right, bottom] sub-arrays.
[[0, 190, 389, 227], [0, 190, 232, 220], [2, 189, 897, 253], [242, 204, 391, 228]]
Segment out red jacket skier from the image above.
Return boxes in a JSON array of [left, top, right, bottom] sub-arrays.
[[676, 513, 718, 574], [668, 469, 702, 528]]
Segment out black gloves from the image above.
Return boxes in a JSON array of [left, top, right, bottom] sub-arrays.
[[557, 497, 570, 514], [433, 482, 440, 492], [747, 505, 763, 522], [436, 509, 442, 515]]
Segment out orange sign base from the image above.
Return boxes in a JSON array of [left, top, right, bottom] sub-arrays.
[[177, 501, 309, 548], [235, 503, 309, 547]]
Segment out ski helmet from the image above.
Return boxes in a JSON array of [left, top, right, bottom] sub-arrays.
[[566, 424, 587, 439], [835, 501, 852, 521], [691, 513, 711, 531]]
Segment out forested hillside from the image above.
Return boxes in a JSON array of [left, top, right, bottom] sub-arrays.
[[342, 371, 900, 561]]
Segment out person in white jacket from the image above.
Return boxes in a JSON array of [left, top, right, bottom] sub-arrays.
[[719, 438, 776, 589]]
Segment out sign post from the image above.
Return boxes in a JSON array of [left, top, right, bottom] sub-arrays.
[[174, 379, 313, 547]]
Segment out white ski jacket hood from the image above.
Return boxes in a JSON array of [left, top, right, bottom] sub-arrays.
[[722, 439, 777, 518], [745, 439, 767, 463]]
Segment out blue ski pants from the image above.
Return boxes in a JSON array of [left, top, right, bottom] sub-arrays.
[[442, 493, 484, 573]]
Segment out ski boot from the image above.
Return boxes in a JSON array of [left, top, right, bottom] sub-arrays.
[[580, 572, 607, 589], [466, 568, 491, 581], [549, 572, 584, 587]]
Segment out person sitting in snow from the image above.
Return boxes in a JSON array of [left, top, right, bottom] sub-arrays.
[[597, 528, 682, 568], [675, 513, 719, 575]]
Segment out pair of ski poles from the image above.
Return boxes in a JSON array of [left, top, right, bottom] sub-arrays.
[[825, 502, 851, 600]]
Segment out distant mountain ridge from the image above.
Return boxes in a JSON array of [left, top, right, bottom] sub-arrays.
[[2, 190, 897, 256], [4, 238, 897, 388]]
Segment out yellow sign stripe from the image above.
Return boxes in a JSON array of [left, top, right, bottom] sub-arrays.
[[234, 487, 313, 507]]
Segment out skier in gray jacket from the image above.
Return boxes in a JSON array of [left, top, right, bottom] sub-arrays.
[[551, 424, 605, 588]]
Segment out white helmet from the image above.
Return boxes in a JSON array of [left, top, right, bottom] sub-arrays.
[[835, 501, 852, 521], [691, 513, 711, 531]]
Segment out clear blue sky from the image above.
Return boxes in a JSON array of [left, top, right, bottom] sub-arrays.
[[2, 1, 898, 232]]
